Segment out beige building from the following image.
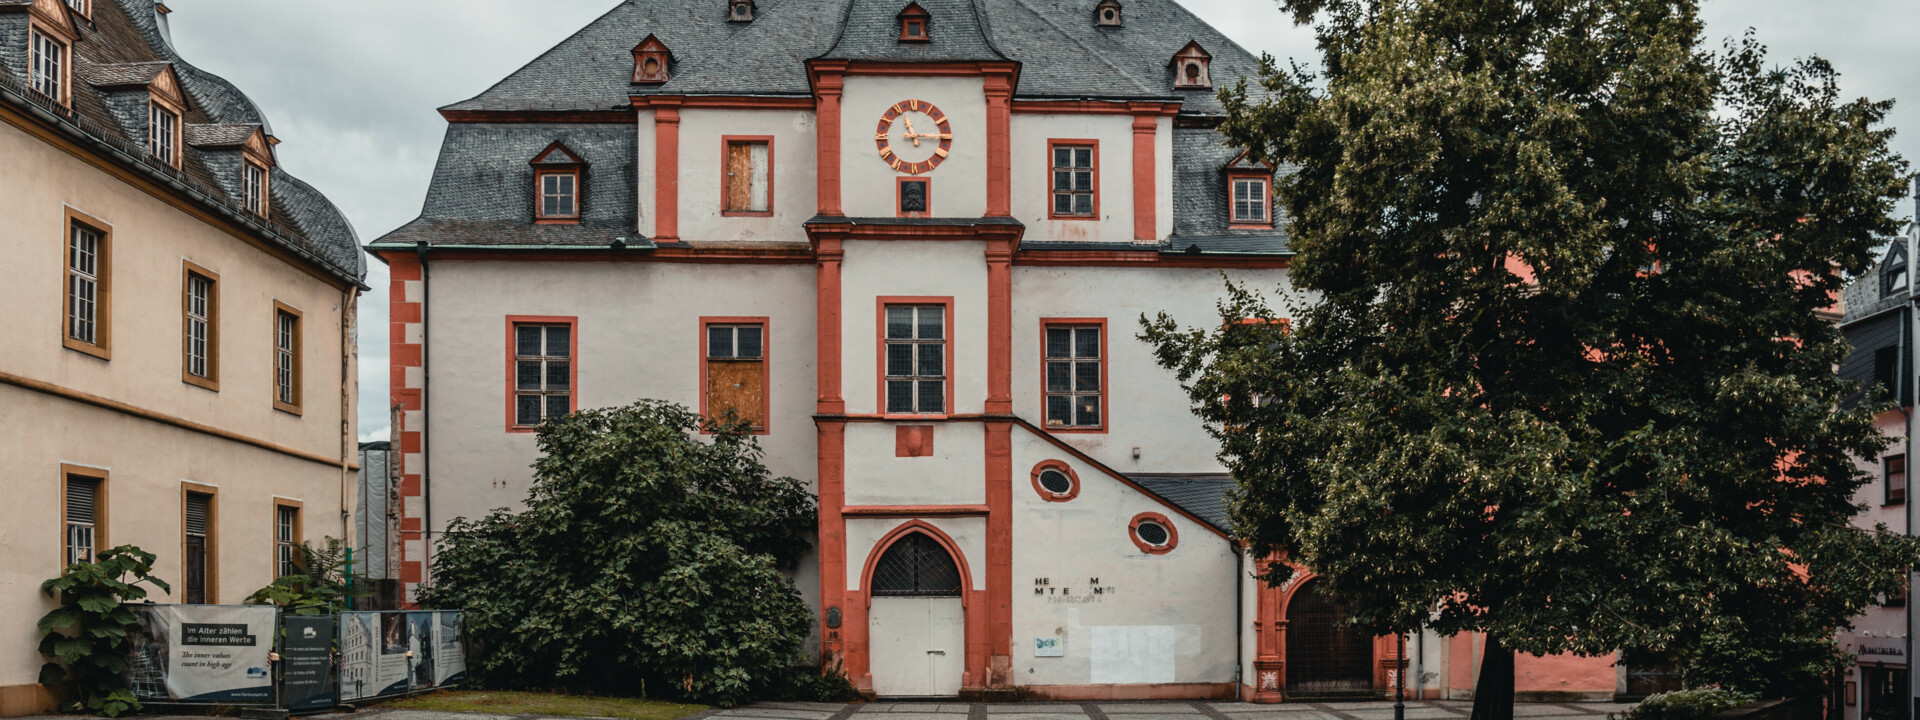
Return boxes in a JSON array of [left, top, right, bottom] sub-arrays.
[[0, 0, 366, 714]]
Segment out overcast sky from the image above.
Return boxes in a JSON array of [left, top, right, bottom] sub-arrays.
[[160, 0, 1919, 443]]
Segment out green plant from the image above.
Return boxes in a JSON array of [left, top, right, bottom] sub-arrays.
[[1615, 688, 1759, 720], [762, 664, 861, 702], [419, 400, 816, 706], [246, 537, 368, 615], [38, 545, 171, 717]]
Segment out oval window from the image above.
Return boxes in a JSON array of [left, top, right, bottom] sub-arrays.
[[1038, 469, 1073, 495], [1135, 520, 1170, 547], [643, 57, 661, 74]]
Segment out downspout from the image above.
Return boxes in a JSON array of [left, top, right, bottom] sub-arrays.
[[415, 241, 434, 596], [342, 286, 357, 544], [1234, 543, 1245, 695]]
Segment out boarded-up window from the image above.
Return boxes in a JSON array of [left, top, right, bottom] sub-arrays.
[[724, 140, 770, 214], [706, 323, 766, 429]]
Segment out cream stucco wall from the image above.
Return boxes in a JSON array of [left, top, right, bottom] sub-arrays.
[[841, 240, 991, 415], [844, 423, 987, 507], [847, 516, 989, 593], [841, 76, 988, 219], [0, 114, 354, 695], [1010, 427, 1240, 686], [1010, 113, 1140, 244], [674, 108, 817, 243], [1011, 265, 1298, 472]]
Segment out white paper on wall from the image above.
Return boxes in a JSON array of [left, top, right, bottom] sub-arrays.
[[1089, 625, 1176, 684]]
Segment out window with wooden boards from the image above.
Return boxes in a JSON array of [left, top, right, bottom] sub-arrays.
[[703, 320, 768, 432], [722, 137, 772, 216]]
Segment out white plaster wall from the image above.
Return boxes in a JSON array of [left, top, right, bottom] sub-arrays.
[[844, 423, 987, 506], [676, 108, 816, 243], [841, 240, 990, 415], [1010, 113, 1139, 244], [420, 259, 819, 528], [1010, 426, 1240, 686], [635, 109, 656, 237], [1011, 265, 1300, 472], [841, 76, 987, 218], [846, 516, 988, 592]]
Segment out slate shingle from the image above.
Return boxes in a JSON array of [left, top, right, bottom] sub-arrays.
[[1130, 474, 1235, 533]]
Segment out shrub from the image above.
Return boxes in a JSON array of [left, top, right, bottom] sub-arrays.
[[38, 546, 171, 717], [246, 537, 367, 614], [1616, 688, 1760, 720]]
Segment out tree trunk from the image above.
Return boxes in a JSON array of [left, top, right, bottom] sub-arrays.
[[1469, 634, 1516, 720]]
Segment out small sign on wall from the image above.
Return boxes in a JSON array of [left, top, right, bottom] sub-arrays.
[[1034, 636, 1064, 657]]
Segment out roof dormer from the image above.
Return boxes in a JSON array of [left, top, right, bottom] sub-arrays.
[[898, 2, 930, 43], [1095, 0, 1122, 27], [631, 35, 672, 84], [1170, 41, 1212, 89], [728, 0, 754, 22]]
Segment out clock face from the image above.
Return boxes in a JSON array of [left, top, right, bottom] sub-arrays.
[[874, 99, 953, 175]]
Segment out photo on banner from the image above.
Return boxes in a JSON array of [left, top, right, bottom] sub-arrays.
[[124, 605, 276, 703], [374, 613, 411, 696], [337, 612, 379, 702], [434, 611, 467, 685], [407, 611, 436, 690]]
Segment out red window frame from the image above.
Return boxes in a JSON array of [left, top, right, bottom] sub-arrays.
[[1030, 460, 1081, 503], [534, 168, 581, 223], [1047, 139, 1099, 220], [1227, 171, 1272, 228], [699, 316, 771, 435], [1039, 317, 1108, 433], [1129, 511, 1178, 554], [504, 315, 578, 433], [719, 135, 775, 217], [876, 296, 955, 418]]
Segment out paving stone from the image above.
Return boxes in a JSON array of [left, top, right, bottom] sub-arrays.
[[1231, 711, 1344, 720], [750, 703, 854, 712], [985, 705, 1087, 714], [1342, 707, 1464, 720], [1094, 714, 1212, 720], [1098, 704, 1206, 714], [1320, 702, 1403, 710], [851, 713, 967, 720], [981, 713, 1090, 720], [714, 709, 839, 720], [1512, 708, 1590, 717]]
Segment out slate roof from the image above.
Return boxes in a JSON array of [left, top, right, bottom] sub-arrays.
[[0, 0, 362, 284], [183, 122, 258, 147], [817, 0, 1010, 62], [1129, 473, 1234, 533]]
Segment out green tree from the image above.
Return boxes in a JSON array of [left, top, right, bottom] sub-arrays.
[[246, 537, 369, 615], [38, 546, 171, 717], [1142, 0, 1916, 712], [418, 400, 816, 706]]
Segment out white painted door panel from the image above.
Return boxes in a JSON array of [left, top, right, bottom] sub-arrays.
[[870, 597, 966, 697]]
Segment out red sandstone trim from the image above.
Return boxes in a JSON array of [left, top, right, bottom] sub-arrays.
[[1131, 106, 1158, 240], [848, 521, 988, 692], [1036, 317, 1108, 433], [842, 504, 990, 517], [698, 316, 771, 435], [502, 315, 578, 434], [653, 102, 681, 240], [873, 296, 956, 417], [1029, 460, 1080, 502], [1129, 511, 1179, 554]]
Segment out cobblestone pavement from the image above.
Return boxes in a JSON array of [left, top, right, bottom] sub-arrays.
[[26, 698, 1634, 720]]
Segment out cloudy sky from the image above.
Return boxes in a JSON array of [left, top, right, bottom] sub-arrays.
[[159, 0, 1918, 443]]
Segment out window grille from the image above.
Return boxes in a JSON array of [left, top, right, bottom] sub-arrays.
[[243, 163, 267, 216], [884, 306, 945, 414], [68, 225, 100, 345], [148, 104, 176, 164], [871, 533, 962, 596], [276, 506, 298, 577], [30, 31, 61, 100], [514, 324, 572, 426], [1044, 325, 1101, 428], [276, 311, 298, 406], [66, 476, 99, 566], [539, 172, 577, 218], [1051, 145, 1094, 217], [186, 274, 211, 378], [1233, 177, 1269, 224]]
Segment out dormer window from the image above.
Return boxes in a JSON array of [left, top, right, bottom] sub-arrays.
[[1095, 0, 1122, 27], [29, 29, 65, 103], [64, 0, 86, 15], [898, 2, 930, 42], [631, 35, 672, 84], [1171, 41, 1213, 90], [531, 141, 586, 223], [149, 103, 179, 166], [1884, 243, 1909, 297], [243, 162, 269, 217], [728, 0, 754, 22]]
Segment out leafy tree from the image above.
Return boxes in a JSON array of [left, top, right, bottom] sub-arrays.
[[1142, 0, 1916, 712], [38, 546, 171, 717], [419, 400, 816, 706], [246, 537, 369, 615]]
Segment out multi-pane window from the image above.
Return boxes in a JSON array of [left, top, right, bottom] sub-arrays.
[[276, 505, 298, 578], [885, 305, 946, 415], [1232, 176, 1270, 224], [30, 30, 62, 100], [68, 224, 102, 346], [514, 324, 572, 427], [243, 163, 267, 216], [723, 139, 771, 214], [65, 474, 100, 566], [1889, 455, 1907, 505], [1051, 144, 1095, 217], [538, 171, 577, 219], [274, 308, 301, 411], [1044, 325, 1103, 429], [185, 273, 212, 379], [706, 323, 766, 429], [184, 491, 211, 604], [148, 104, 177, 165], [65, 0, 87, 13]]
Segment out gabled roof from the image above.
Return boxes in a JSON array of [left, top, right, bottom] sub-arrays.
[[1130, 474, 1234, 533], [439, 0, 1266, 115], [0, 0, 362, 283]]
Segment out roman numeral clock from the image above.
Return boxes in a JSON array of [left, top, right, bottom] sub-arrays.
[[874, 99, 952, 175]]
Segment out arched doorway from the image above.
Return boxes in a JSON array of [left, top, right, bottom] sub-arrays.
[[1285, 579, 1375, 695], [868, 531, 965, 697]]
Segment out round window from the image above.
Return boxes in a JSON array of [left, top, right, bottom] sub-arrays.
[[1038, 469, 1073, 495], [1135, 520, 1170, 547], [643, 57, 661, 74]]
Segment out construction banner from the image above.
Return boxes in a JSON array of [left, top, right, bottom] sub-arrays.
[[125, 605, 277, 704]]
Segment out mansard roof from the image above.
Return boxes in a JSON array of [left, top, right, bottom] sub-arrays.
[[0, 0, 364, 284], [440, 0, 1266, 116]]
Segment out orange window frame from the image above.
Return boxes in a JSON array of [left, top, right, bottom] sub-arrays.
[[719, 135, 775, 217], [897, 176, 931, 218], [534, 168, 581, 223], [63, 207, 112, 360], [700, 317, 771, 434], [1047, 139, 1099, 220], [876, 296, 955, 418], [60, 464, 108, 569], [182, 261, 220, 391], [505, 315, 579, 433], [272, 301, 303, 415], [1227, 171, 1273, 228], [1039, 318, 1108, 433]]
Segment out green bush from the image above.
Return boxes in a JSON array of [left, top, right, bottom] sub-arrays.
[[419, 400, 816, 706], [38, 545, 172, 717], [246, 537, 368, 614], [1616, 688, 1760, 720], [763, 665, 861, 702]]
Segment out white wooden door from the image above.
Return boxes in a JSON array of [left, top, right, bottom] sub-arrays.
[[869, 596, 965, 697]]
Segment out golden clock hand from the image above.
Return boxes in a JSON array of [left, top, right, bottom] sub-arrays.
[[902, 117, 921, 146]]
